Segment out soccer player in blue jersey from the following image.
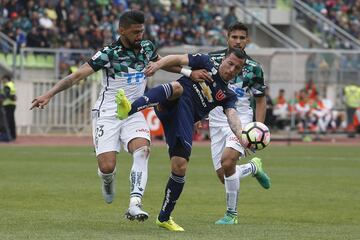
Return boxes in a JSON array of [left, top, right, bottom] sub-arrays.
[[116, 48, 250, 231]]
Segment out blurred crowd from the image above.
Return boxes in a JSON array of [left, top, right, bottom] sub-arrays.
[[303, 0, 360, 48], [264, 80, 360, 139], [2, 0, 360, 51], [0, 0, 238, 52]]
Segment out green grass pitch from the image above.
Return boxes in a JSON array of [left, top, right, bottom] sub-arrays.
[[0, 144, 359, 240]]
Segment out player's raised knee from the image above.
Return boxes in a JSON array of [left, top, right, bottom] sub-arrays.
[[170, 82, 183, 99]]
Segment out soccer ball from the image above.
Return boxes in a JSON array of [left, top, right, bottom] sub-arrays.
[[241, 122, 270, 150]]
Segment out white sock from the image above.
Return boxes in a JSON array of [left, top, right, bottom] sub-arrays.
[[130, 146, 149, 200], [236, 162, 256, 179], [98, 168, 116, 184], [224, 172, 240, 214]]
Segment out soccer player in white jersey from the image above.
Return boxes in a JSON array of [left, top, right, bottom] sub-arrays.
[[30, 10, 186, 222], [191, 22, 271, 224]]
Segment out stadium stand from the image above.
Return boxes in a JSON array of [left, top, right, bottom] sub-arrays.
[[0, 0, 231, 50], [0, 0, 359, 140], [303, 0, 360, 42]]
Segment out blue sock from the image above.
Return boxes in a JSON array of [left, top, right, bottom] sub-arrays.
[[158, 172, 185, 222], [129, 83, 173, 115]]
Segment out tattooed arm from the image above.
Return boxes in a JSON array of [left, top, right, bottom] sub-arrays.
[[224, 108, 243, 142], [30, 63, 94, 109], [225, 108, 256, 155]]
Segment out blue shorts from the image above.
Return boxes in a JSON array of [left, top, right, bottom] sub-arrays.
[[155, 97, 194, 160]]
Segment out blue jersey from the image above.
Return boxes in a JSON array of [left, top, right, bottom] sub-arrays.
[[155, 53, 237, 159], [177, 53, 237, 122]]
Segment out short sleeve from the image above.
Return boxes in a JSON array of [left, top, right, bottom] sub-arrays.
[[188, 53, 211, 70], [221, 93, 237, 110], [87, 47, 112, 72], [250, 65, 266, 97], [141, 40, 159, 61], [148, 41, 159, 61]]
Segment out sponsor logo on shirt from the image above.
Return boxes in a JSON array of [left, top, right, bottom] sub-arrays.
[[117, 56, 131, 60], [193, 84, 207, 107], [136, 128, 150, 134], [124, 72, 145, 85]]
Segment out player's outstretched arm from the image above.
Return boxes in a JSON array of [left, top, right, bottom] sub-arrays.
[[224, 108, 243, 141], [30, 63, 95, 110], [225, 108, 256, 155], [144, 54, 189, 77]]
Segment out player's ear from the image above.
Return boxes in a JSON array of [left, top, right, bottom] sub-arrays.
[[119, 26, 126, 35]]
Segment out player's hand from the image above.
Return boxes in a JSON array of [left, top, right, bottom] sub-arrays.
[[190, 69, 213, 83], [144, 61, 160, 77], [30, 95, 51, 110], [244, 146, 256, 157], [239, 136, 256, 157], [194, 121, 202, 133]]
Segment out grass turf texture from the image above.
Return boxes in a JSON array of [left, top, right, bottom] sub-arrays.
[[0, 145, 359, 240]]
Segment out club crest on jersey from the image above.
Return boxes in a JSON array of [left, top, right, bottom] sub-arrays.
[[215, 90, 225, 101]]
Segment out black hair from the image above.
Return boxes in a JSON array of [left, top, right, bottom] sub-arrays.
[[226, 48, 247, 60], [227, 21, 248, 36], [119, 10, 145, 28]]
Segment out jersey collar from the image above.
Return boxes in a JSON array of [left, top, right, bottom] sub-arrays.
[[116, 37, 143, 53]]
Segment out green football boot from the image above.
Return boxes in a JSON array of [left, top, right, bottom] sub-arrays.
[[215, 212, 238, 225], [115, 89, 131, 120], [250, 157, 271, 189]]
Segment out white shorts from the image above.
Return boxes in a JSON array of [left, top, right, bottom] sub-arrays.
[[92, 112, 151, 156], [210, 120, 251, 171]]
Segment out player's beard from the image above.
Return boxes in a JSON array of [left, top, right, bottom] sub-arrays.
[[132, 41, 141, 50], [124, 36, 141, 50], [231, 44, 243, 50]]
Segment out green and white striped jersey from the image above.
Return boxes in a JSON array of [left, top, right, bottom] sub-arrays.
[[88, 38, 158, 117]]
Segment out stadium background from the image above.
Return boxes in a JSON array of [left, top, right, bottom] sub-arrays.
[[0, 1, 360, 239]]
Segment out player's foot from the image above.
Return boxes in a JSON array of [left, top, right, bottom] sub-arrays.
[[115, 89, 131, 120], [125, 204, 149, 222], [101, 179, 115, 204], [215, 212, 238, 225], [156, 216, 185, 231], [250, 157, 271, 189]]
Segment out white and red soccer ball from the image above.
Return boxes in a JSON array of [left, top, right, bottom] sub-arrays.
[[241, 122, 271, 150]]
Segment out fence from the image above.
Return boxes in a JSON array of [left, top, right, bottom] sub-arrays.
[[11, 47, 360, 136]]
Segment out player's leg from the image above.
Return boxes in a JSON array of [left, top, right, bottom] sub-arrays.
[[116, 81, 183, 120], [216, 142, 241, 225], [92, 114, 122, 204], [156, 104, 192, 231], [125, 138, 150, 221], [156, 146, 188, 232], [97, 152, 117, 204], [211, 124, 249, 224], [236, 115, 271, 188], [236, 158, 271, 189], [210, 125, 240, 224], [209, 125, 227, 184], [120, 113, 151, 221]]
